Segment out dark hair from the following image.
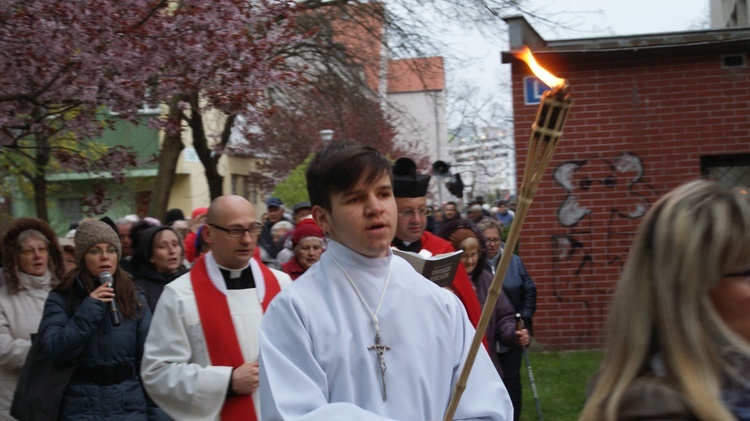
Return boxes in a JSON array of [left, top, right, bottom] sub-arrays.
[[306, 141, 392, 212], [129, 220, 154, 254], [54, 263, 141, 320], [436, 218, 488, 281]]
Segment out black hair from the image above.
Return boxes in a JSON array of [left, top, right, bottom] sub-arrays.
[[306, 141, 392, 212]]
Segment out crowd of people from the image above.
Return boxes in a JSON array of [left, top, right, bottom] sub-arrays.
[[0, 141, 747, 420]]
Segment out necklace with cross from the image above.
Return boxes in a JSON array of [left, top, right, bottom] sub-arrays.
[[330, 253, 393, 401], [368, 331, 391, 400]]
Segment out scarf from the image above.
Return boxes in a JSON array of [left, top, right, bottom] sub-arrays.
[[190, 253, 280, 421], [17, 270, 53, 300]]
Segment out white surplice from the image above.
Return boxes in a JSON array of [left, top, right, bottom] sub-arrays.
[[141, 252, 291, 420], [259, 241, 512, 421]]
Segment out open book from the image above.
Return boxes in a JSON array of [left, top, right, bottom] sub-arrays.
[[392, 248, 464, 288]]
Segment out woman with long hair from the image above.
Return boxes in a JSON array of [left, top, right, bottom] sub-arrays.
[[38, 220, 162, 419], [580, 179, 750, 420], [0, 218, 64, 418]]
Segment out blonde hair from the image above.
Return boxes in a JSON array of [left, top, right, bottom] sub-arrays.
[[580, 179, 750, 421]]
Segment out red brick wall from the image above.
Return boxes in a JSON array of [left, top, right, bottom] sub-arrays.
[[510, 50, 750, 349]]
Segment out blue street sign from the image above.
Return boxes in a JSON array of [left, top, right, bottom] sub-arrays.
[[524, 76, 550, 105]]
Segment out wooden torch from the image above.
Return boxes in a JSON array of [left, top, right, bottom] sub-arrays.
[[442, 46, 573, 421]]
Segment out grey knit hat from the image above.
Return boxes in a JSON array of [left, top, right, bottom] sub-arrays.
[[74, 220, 121, 263]]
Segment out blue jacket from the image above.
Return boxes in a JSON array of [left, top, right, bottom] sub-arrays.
[[487, 251, 537, 320], [39, 278, 156, 420]]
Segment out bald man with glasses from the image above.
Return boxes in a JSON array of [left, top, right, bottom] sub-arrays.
[[389, 157, 483, 328], [142, 195, 292, 421]]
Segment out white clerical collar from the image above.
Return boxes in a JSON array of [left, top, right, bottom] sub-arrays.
[[325, 241, 392, 274], [401, 240, 414, 247], [216, 260, 251, 279]]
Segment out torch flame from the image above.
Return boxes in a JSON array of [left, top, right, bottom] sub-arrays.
[[515, 46, 566, 89]]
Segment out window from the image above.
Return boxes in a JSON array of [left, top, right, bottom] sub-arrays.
[[57, 198, 83, 227], [701, 154, 750, 188], [232, 175, 258, 203]]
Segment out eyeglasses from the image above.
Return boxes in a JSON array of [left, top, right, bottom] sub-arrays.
[[485, 237, 501, 244], [210, 223, 263, 238], [87, 247, 118, 256], [722, 268, 750, 278], [397, 207, 431, 218], [20, 246, 48, 256]]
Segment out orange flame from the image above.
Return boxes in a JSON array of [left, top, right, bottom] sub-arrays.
[[515, 46, 566, 89]]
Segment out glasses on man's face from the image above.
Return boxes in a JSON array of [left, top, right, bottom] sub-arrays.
[[210, 222, 263, 238], [87, 247, 118, 256], [485, 237, 501, 244], [397, 207, 431, 218], [20, 246, 48, 256]]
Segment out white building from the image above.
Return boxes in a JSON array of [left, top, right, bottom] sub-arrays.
[[711, 0, 749, 27], [447, 126, 516, 202]]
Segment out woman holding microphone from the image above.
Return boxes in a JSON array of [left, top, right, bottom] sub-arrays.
[[38, 220, 162, 420]]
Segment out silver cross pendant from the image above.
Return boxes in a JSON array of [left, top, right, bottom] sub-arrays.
[[367, 332, 391, 400]]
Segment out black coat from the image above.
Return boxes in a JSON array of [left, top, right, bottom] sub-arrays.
[[133, 266, 184, 313], [38, 279, 155, 420]]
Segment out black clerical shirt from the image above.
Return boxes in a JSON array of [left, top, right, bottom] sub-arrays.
[[219, 266, 256, 290], [391, 238, 423, 253]]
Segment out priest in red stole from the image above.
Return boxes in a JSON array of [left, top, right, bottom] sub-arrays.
[[141, 195, 291, 420], [390, 157, 483, 328]]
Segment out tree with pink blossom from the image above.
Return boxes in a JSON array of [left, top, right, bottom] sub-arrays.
[[0, 0, 304, 218]]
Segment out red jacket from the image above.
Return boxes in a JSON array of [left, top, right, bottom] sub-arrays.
[[281, 257, 306, 281]]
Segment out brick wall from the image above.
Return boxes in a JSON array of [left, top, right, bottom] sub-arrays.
[[510, 50, 750, 349]]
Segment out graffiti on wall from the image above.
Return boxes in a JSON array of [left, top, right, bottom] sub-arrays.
[[550, 152, 660, 324]]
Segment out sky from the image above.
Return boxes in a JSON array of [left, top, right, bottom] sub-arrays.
[[440, 0, 711, 122]]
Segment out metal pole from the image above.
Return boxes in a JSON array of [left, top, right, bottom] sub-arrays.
[[517, 314, 543, 421]]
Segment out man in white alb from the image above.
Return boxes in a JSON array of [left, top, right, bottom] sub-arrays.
[[259, 142, 512, 420], [141, 195, 291, 420]]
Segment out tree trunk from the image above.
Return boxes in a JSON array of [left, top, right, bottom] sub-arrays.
[[32, 107, 49, 221], [32, 172, 48, 221], [148, 101, 184, 218], [188, 94, 224, 200]]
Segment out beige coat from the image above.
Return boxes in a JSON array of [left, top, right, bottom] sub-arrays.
[[0, 271, 53, 420]]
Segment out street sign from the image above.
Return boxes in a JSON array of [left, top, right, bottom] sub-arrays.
[[523, 76, 550, 105]]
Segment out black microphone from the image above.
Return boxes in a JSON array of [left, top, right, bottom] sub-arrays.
[[99, 271, 121, 327]]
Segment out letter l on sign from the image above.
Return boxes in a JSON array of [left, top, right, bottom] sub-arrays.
[[524, 76, 551, 105]]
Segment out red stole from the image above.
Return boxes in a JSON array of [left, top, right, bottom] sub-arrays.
[[191, 254, 281, 421]]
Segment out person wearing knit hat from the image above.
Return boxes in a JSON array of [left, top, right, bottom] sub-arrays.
[[0, 218, 63, 418], [390, 157, 484, 329], [184, 207, 209, 264], [436, 217, 529, 414], [281, 218, 326, 280], [73, 219, 121, 263], [37, 219, 164, 419]]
